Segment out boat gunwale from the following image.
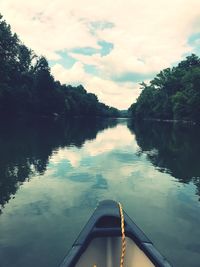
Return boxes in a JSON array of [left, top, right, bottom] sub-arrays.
[[59, 200, 172, 267]]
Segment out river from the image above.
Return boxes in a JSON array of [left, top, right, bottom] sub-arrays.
[[0, 118, 199, 267]]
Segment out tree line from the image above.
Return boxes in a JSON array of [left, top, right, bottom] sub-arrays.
[[128, 54, 200, 122], [0, 14, 119, 119]]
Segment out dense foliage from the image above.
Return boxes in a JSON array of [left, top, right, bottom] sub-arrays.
[[128, 54, 200, 122], [0, 14, 119, 118]]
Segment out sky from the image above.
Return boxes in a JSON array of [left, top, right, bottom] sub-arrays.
[[1, 0, 200, 109]]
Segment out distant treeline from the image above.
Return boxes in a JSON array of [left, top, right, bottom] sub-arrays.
[[128, 54, 200, 122], [0, 14, 119, 119]]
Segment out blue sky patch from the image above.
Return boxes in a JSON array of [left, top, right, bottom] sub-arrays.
[[187, 32, 200, 56], [113, 72, 156, 83], [72, 47, 99, 56], [71, 41, 113, 56], [49, 40, 114, 74], [98, 41, 114, 56], [89, 20, 115, 36], [84, 64, 98, 75], [49, 50, 76, 68], [188, 32, 200, 45]]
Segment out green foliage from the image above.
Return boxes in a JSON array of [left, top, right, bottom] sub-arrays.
[[128, 54, 200, 122], [0, 14, 119, 119]]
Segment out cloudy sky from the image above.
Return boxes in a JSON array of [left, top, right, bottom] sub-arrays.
[[1, 0, 200, 109]]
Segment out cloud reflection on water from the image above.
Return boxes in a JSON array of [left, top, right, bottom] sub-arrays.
[[0, 120, 200, 267]]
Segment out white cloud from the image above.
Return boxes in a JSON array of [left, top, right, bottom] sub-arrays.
[[51, 148, 82, 167], [1, 0, 200, 108], [52, 62, 88, 84], [50, 124, 139, 170]]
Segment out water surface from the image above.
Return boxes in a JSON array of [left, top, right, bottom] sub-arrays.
[[0, 119, 199, 267]]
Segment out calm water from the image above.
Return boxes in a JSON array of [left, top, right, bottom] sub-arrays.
[[0, 118, 200, 267]]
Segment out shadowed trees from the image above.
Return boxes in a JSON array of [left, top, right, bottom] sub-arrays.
[[128, 54, 200, 122], [0, 14, 119, 119]]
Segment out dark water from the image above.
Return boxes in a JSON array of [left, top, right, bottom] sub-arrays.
[[0, 118, 199, 267]]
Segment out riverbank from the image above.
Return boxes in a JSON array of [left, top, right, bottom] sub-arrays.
[[143, 118, 198, 125]]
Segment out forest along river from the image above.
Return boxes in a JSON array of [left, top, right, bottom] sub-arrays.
[[0, 118, 200, 267]]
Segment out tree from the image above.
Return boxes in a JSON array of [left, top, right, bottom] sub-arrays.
[[0, 14, 119, 119], [129, 54, 200, 122]]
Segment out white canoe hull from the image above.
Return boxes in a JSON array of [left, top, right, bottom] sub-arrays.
[[76, 236, 155, 267]]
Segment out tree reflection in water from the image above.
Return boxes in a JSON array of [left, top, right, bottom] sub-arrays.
[[128, 120, 200, 199], [0, 118, 117, 213]]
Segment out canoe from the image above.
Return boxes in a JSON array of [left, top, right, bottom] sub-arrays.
[[59, 200, 172, 267]]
